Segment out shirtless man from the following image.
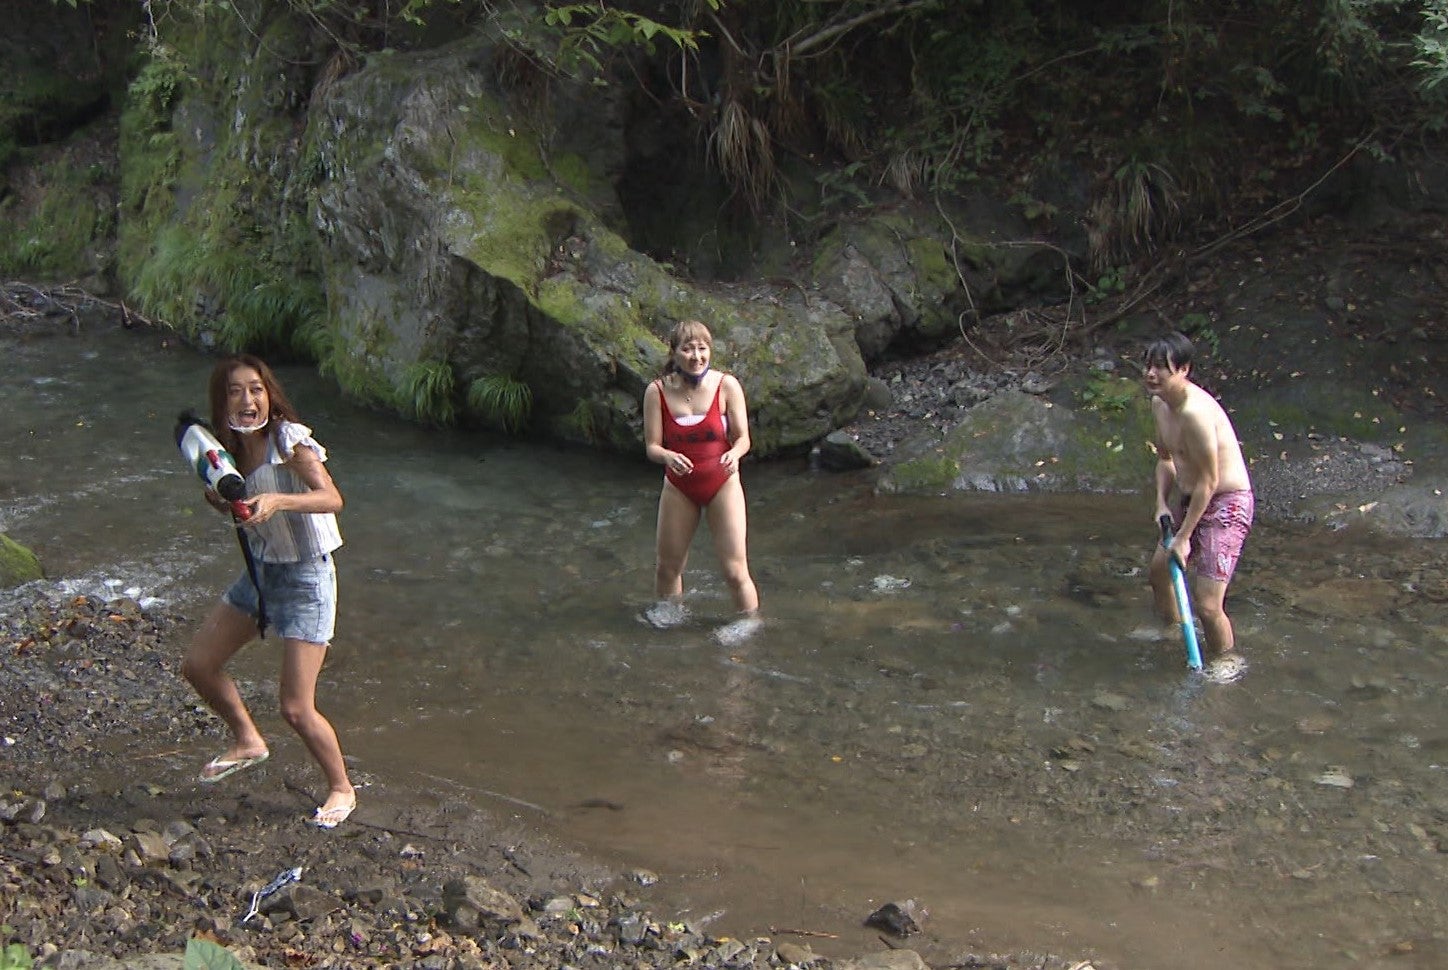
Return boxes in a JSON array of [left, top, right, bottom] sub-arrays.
[[1144, 332, 1254, 679]]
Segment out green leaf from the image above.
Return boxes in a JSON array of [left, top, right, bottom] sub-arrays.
[[184, 938, 246, 970], [1, 941, 35, 970]]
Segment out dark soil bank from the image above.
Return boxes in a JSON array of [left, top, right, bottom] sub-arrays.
[[840, 213, 1448, 534]]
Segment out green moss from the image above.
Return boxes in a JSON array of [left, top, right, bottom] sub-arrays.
[[319, 303, 405, 409], [456, 104, 548, 181], [322, 351, 398, 412], [951, 237, 994, 270], [891, 455, 961, 491], [549, 151, 597, 196], [116, 18, 325, 357], [449, 191, 554, 292], [535, 276, 586, 326], [1049, 406, 1157, 487], [560, 398, 599, 443], [892, 388, 1158, 495], [908, 235, 954, 287], [0, 534, 43, 588], [1233, 388, 1400, 443], [0, 157, 112, 279], [1075, 373, 1140, 414], [588, 225, 633, 263], [535, 276, 659, 367]]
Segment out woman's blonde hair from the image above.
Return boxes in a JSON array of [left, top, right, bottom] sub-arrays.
[[661, 319, 713, 377]]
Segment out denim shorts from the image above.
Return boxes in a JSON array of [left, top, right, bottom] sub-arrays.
[[223, 554, 337, 644]]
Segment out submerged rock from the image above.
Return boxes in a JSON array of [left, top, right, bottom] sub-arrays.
[[864, 899, 923, 937], [816, 430, 881, 471]]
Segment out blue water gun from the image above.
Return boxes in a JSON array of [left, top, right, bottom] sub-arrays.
[[1158, 514, 1203, 671]]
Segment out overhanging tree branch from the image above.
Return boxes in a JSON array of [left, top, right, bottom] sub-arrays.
[[787, 0, 941, 60]]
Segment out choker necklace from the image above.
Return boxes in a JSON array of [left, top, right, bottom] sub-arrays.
[[682, 367, 709, 403], [229, 416, 270, 434]]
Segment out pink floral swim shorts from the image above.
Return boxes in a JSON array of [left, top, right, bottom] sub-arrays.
[[1176, 489, 1254, 583]]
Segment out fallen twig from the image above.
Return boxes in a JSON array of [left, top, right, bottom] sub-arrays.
[[415, 770, 552, 816], [127, 747, 184, 761], [1, 280, 163, 331], [768, 926, 840, 939]]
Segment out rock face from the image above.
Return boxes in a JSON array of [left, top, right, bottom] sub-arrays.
[[309, 38, 874, 452], [101, 5, 1069, 456], [878, 388, 1155, 496], [303, 35, 1067, 452]]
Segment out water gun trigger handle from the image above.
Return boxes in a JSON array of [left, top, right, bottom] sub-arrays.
[[1158, 515, 1187, 570]]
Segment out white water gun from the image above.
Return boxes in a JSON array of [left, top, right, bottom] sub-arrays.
[[175, 412, 252, 519]]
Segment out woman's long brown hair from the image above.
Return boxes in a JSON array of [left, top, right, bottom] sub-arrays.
[[207, 354, 301, 455]]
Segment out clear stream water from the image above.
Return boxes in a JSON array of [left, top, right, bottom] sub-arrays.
[[3, 324, 1445, 969]]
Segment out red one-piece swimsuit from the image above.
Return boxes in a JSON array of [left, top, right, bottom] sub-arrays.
[[659, 378, 732, 507]]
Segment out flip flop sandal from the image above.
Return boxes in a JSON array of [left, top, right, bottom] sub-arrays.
[[198, 751, 269, 784], [312, 797, 357, 829]]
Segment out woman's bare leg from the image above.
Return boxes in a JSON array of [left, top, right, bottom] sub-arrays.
[[655, 483, 702, 600], [706, 477, 759, 614], [279, 638, 355, 813], [181, 602, 269, 766]]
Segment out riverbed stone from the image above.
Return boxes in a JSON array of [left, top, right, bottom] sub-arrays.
[[878, 388, 1154, 495], [442, 875, 525, 929], [816, 430, 880, 470], [131, 830, 170, 863], [1091, 691, 1130, 712], [775, 941, 818, 965], [835, 950, 929, 970]]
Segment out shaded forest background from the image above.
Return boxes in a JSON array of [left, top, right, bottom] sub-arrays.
[[3, 0, 1446, 363]]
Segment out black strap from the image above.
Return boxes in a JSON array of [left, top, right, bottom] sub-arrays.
[[233, 518, 268, 638]]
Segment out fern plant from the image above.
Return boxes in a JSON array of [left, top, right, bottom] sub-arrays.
[[709, 99, 778, 212], [401, 360, 457, 426], [467, 375, 533, 434], [127, 220, 326, 355]]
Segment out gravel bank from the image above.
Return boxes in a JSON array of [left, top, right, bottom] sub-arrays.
[[1, 590, 1100, 970]]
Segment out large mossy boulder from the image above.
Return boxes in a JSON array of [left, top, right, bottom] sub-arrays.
[[1, 533, 43, 589], [112, 8, 1080, 455], [811, 201, 1069, 362], [878, 384, 1156, 496], [309, 39, 867, 453]]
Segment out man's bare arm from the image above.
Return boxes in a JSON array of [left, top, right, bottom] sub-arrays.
[[1151, 399, 1177, 518]]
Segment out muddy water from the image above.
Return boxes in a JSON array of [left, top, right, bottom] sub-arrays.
[[4, 325, 1445, 969]]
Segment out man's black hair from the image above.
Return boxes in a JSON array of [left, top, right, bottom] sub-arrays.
[[1144, 331, 1194, 371]]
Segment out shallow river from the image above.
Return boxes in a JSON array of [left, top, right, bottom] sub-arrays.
[[3, 324, 1445, 969]]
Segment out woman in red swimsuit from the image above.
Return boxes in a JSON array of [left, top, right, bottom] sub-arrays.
[[643, 320, 760, 619]]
